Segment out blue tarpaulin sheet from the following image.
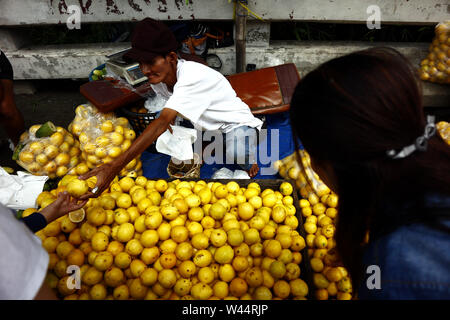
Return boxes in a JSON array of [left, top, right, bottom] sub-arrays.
[[141, 112, 301, 179]]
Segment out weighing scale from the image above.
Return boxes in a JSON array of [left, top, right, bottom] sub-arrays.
[[80, 48, 154, 113], [104, 48, 148, 86]]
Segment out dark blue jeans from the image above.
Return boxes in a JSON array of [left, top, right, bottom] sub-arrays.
[[224, 126, 258, 171]]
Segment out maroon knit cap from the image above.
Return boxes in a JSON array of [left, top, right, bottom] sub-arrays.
[[124, 18, 178, 63]]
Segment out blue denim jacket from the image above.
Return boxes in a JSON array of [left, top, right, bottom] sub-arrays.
[[358, 193, 450, 299]]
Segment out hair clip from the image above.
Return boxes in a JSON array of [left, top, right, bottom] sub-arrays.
[[386, 115, 436, 159]]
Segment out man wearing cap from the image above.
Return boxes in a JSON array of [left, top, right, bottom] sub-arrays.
[[80, 18, 262, 197]]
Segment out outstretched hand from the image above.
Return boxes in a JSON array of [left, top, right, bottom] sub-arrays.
[[78, 163, 118, 200], [40, 191, 88, 223]]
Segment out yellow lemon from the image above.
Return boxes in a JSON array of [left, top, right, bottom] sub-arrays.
[[227, 229, 244, 247], [35, 153, 48, 166], [245, 267, 264, 287], [43, 161, 57, 174], [109, 146, 122, 158], [116, 193, 132, 209], [91, 231, 109, 252], [154, 179, 168, 193], [117, 223, 135, 243], [210, 229, 228, 247], [191, 233, 209, 250], [28, 141, 44, 154], [238, 202, 254, 220], [118, 177, 134, 192], [130, 188, 146, 205], [214, 245, 234, 264], [273, 280, 291, 299], [56, 166, 68, 177], [244, 187, 259, 200], [185, 194, 201, 208], [66, 178, 89, 198], [264, 240, 282, 259], [279, 182, 293, 196], [19, 150, 35, 164], [226, 181, 240, 195], [229, 278, 248, 298], [191, 283, 213, 300], [290, 279, 309, 297], [214, 185, 228, 199], [73, 163, 88, 175], [269, 260, 286, 279], [110, 132, 124, 145], [244, 228, 261, 245], [124, 128, 136, 140], [101, 120, 114, 133], [209, 203, 227, 220], [54, 153, 70, 166], [253, 286, 272, 300]]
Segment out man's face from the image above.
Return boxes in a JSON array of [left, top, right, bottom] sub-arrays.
[[139, 53, 176, 85]]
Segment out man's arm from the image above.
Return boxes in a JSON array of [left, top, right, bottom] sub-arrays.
[[79, 107, 178, 198], [112, 107, 178, 175]]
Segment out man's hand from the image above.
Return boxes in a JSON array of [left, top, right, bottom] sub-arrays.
[[78, 162, 119, 200], [40, 191, 87, 223]]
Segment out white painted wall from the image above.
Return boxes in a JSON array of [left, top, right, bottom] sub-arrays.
[[0, 0, 447, 26]]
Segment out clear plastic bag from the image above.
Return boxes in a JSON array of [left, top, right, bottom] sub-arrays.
[[144, 94, 167, 113], [68, 104, 143, 177], [419, 21, 450, 84], [15, 124, 81, 179]]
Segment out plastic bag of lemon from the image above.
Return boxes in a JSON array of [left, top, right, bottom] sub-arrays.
[[67, 104, 143, 177], [274, 150, 353, 300], [419, 21, 450, 84], [31, 177, 312, 300], [14, 122, 82, 179]]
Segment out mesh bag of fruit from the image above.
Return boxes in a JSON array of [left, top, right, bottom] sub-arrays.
[[274, 150, 354, 300], [13, 122, 82, 179], [274, 149, 331, 200], [437, 121, 450, 145], [419, 21, 450, 84], [68, 104, 143, 177], [68, 104, 117, 138]]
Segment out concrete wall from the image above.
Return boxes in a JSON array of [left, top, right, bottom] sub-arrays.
[[6, 40, 449, 107], [0, 0, 448, 25], [1, 0, 448, 106]]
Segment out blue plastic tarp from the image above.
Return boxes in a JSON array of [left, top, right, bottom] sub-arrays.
[[141, 112, 301, 179]]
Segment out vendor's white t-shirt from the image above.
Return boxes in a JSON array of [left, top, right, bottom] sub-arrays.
[[0, 204, 49, 299], [151, 59, 263, 133]]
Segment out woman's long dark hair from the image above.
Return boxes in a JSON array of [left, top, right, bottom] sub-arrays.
[[289, 47, 450, 288]]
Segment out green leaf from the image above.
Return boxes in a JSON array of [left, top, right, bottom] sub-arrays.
[[16, 210, 24, 219]]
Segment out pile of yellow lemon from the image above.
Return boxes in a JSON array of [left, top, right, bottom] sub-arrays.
[[275, 150, 353, 300], [17, 125, 82, 179], [68, 104, 143, 177], [32, 177, 310, 300], [419, 21, 450, 84], [437, 121, 450, 146]]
